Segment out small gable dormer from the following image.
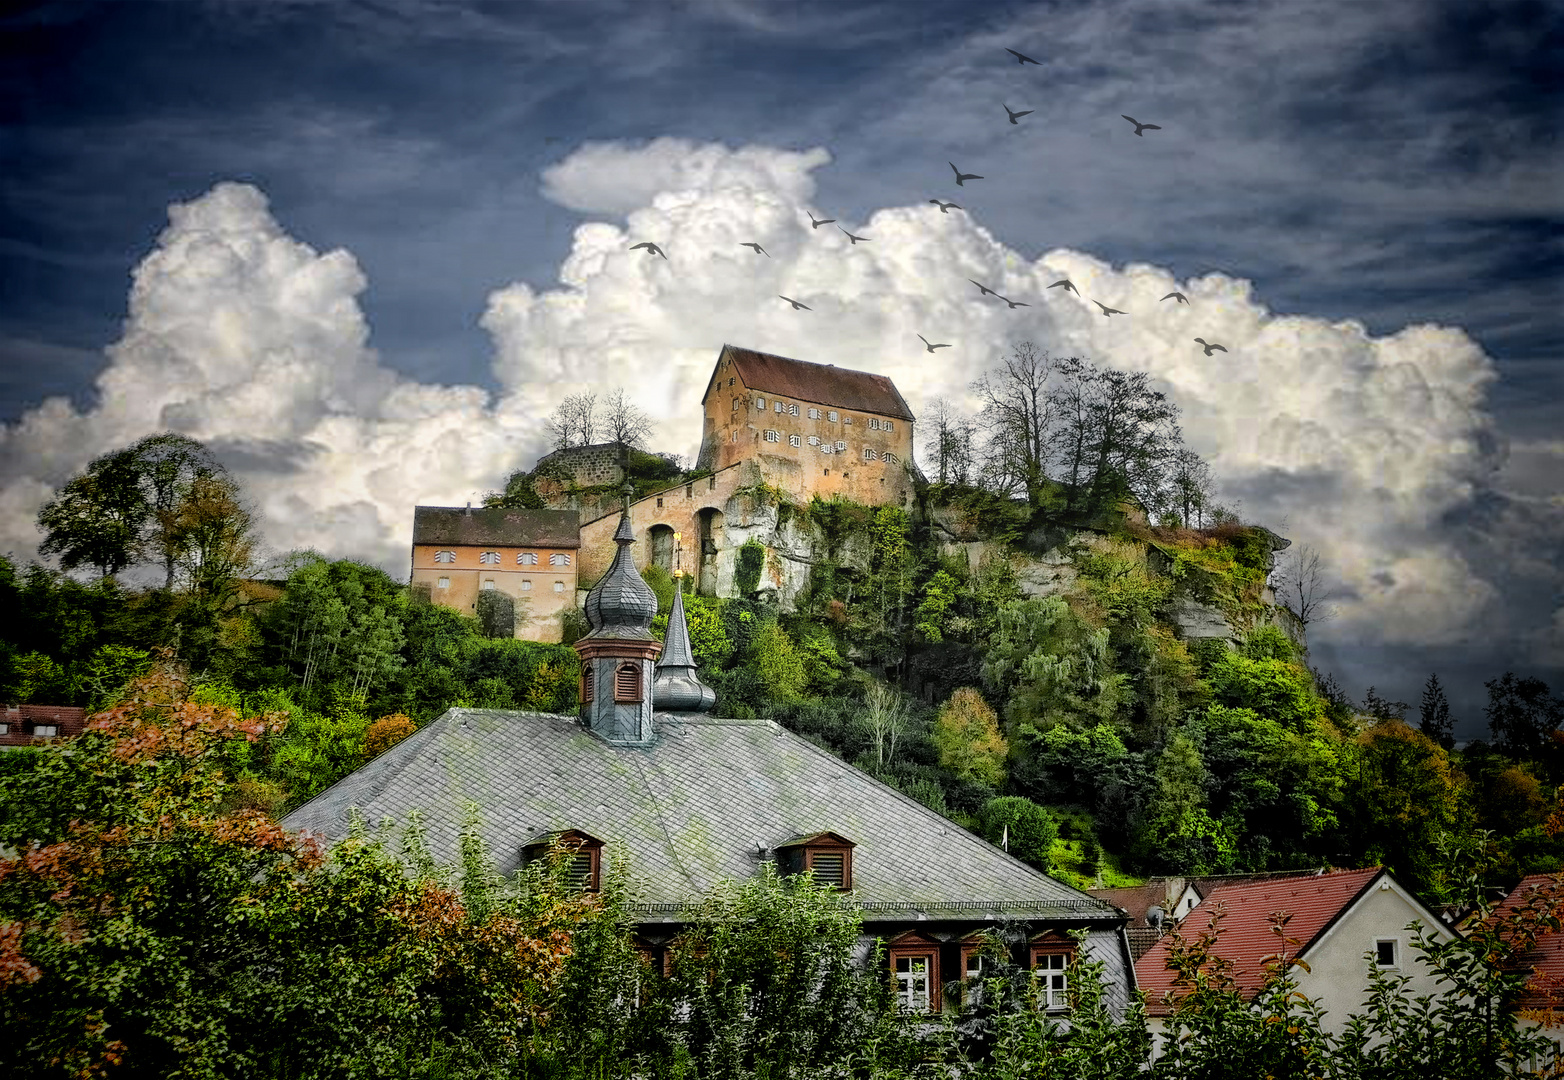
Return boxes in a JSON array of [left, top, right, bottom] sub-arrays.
[[775, 831, 855, 890], [522, 829, 604, 892]]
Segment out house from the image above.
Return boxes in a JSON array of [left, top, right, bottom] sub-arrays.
[[1136, 866, 1458, 1043], [1494, 873, 1564, 1068], [1090, 878, 1203, 960], [576, 344, 921, 593], [0, 704, 88, 748], [409, 505, 581, 642], [287, 511, 1133, 1017]]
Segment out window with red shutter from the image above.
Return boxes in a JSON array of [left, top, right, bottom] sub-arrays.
[[615, 663, 642, 702]]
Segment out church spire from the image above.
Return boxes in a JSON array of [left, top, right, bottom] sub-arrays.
[[653, 578, 716, 714]]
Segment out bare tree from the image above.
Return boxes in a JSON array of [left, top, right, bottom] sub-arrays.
[[547, 392, 599, 449], [1274, 543, 1338, 628], [921, 397, 976, 485], [971, 341, 1057, 507], [861, 680, 912, 771], [602, 388, 653, 448]]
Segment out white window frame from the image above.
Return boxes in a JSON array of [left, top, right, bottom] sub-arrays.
[[788, 433, 802, 447], [434, 550, 456, 563], [520, 580, 533, 591], [828, 410, 839, 422], [34, 724, 59, 738], [518, 552, 538, 565], [764, 429, 781, 443], [834, 440, 847, 452], [788, 403, 799, 416], [774, 400, 784, 413], [863, 448, 878, 461], [1374, 938, 1399, 969], [808, 407, 821, 420], [479, 550, 501, 564], [884, 420, 894, 431], [550, 552, 571, 566], [868, 418, 880, 430], [808, 435, 820, 446], [756, 397, 766, 409], [553, 581, 566, 592], [437, 577, 450, 589], [883, 452, 899, 465], [820, 443, 834, 454], [481, 579, 495, 590], [1033, 952, 1069, 1012], [895, 955, 933, 1014]]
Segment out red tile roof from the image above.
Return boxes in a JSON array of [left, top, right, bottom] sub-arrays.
[[0, 704, 89, 747], [1091, 883, 1178, 928], [1135, 867, 1383, 1016], [1493, 873, 1564, 1013], [713, 345, 915, 421]]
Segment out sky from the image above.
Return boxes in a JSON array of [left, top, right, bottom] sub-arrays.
[[0, 0, 1560, 739]]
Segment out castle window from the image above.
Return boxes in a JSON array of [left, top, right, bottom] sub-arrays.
[[883, 452, 900, 465], [732, 430, 739, 442], [656, 497, 663, 507], [764, 429, 780, 442], [732, 398, 740, 411], [788, 403, 799, 416], [789, 434, 801, 447], [728, 377, 734, 386], [479, 550, 501, 564], [482, 579, 495, 590], [686, 484, 693, 497], [808, 408, 821, 420], [863, 448, 878, 461], [518, 552, 538, 565], [869, 418, 881, 430], [615, 662, 642, 702], [756, 397, 766, 409], [774, 400, 784, 413], [550, 553, 571, 566], [434, 550, 456, 563], [808, 435, 820, 446], [884, 420, 895, 431], [828, 411, 839, 422], [437, 577, 450, 589], [553, 581, 565, 592], [886, 931, 941, 1014], [834, 441, 847, 452], [521, 580, 533, 590], [843, 415, 853, 425], [820, 443, 834, 454]]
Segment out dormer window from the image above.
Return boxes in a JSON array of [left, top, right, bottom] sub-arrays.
[[518, 552, 539, 565], [1029, 932, 1075, 1012], [434, 550, 456, 563], [775, 831, 855, 890], [615, 662, 643, 702], [523, 829, 603, 892], [886, 931, 942, 1014]]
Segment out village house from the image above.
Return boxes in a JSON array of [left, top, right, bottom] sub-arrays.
[[408, 505, 581, 643], [0, 704, 88, 749], [1492, 873, 1564, 1069], [1136, 866, 1458, 1046], [574, 344, 921, 592], [287, 512, 1133, 1017]]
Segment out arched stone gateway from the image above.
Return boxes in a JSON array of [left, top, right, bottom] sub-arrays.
[[696, 507, 724, 596]]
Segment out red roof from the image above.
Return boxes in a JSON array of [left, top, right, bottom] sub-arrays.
[[1493, 873, 1564, 1013], [711, 344, 915, 421], [1135, 867, 1383, 1016]]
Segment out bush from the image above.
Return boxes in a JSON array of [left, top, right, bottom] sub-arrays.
[[734, 538, 766, 596], [979, 796, 1058, 870], [363, 712, 418, 759]]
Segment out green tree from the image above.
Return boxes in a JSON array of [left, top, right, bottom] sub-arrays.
[[1346, 721, 1470, 897], [933, 686, 1008, 788], [913, 569, 958, 643], [1484, 671, 1564, 762], [982, 596, 1130, 732], [749, 621, 806, 703], [1419, 671, 1455, 750], [978, 795, 1058, 870], [35, 446, 150, 579]]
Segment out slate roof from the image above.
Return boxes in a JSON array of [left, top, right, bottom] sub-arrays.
[[280, 708, 1119, 924], [713, 345, 915, 422], [1493, 873, 1564, 1012], [412, 506, 581, 549], [1136, 867, 1389, 1015]]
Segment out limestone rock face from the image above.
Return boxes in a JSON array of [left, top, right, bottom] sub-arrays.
[[1162, 596, 1239, 643]]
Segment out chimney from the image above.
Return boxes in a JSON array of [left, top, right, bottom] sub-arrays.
[[465, 501, 472, 515]]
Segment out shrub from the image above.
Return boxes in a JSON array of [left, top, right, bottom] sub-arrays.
[[979, 796, 1058, 870], [363, 712, 418, 759], [734, 538, 766, 596]]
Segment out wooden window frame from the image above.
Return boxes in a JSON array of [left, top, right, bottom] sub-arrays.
[[886, 931, 942, 1014], [960, 932, 999, 1008], [523, 830, 603, 892], [581, 670, 594, 704], [615, 662, 643, 703]]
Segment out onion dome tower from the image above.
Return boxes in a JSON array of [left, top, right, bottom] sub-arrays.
[[653, 579, 717, 714], [573, 488, 661, 745]]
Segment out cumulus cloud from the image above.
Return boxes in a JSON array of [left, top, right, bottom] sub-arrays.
[[0, 139, 1549, 661]]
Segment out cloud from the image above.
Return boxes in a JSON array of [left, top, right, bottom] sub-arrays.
[[0, 138, 1550, 668]]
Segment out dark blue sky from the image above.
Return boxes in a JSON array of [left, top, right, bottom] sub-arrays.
[[1, 0, 1560, 736]]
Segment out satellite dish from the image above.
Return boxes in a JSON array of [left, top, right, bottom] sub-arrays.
[[1147, 905, 1165, 933]]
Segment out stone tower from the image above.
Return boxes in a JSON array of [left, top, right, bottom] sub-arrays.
[[573, 494, 661, 744]]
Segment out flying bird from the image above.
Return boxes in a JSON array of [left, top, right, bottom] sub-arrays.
[[1046, 279, 1078, 295], [997, 295, 1030, 309], [839, 226, 871, 245], [918, 334, 951, 353], [1161, 291, 1189, 305], [779, 295, 811, 311], [1092, 300, 1127, 317], [629, 242, 667, 259], [1194, 338, 1227, 355], [1121, 115, 1162, 136], [1004, 104, 1034, 125], [1005, 48, 1040, 65], [929, 199, 963, 213], [968, 279, 999, 297], [807, 212, 836, 229], [950, 162, 984, 186], [741, 242, 769, 257]]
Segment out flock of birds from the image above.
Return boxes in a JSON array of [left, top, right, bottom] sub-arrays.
[[625, 46, 1228, 359]]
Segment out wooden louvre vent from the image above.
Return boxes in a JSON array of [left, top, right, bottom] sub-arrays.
[[774, 831, 855, 891], [615, 662, 641, 702], [521, 829, 604, 892]]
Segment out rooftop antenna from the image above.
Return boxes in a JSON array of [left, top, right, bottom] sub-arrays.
[[1001, 823, 1008, 852]]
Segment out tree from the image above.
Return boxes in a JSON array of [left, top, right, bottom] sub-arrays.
[[547, 391, 598, 449], [1078, 365, 1182, 517], [1484, 671, 1564, 761], [1274, 543, 1338, 628], [133, 432, 226, 589], [978, 795, 1058, 869], [971, 341, 1057, 508], [1166, 447, 1214, 528], [921, 396, 976, 486], [165, 472, 256, 602], [860, 680, 911, 771], [36, 447, 150, 579], [1419, 672, 1455, 749], [475, 589, 517, 639], [601, 387, 653, 448], [932, 686, 1008, 787]]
